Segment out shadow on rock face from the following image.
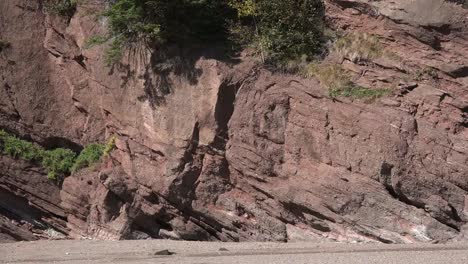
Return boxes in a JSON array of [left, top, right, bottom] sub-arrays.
[[134, 44, 242, 109], [42, 136, 83, 153]]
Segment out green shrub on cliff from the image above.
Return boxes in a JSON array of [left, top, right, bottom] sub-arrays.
[[230, 0, 325, 63], [71, 143, 105, 173], [0, 131, 42, 161], [95, 0, 231, 64], [88, 0, 325, 65], [0, 130, 112, 181], [42, 148, 76, 181], [44, 0, 77, 18], [0, 131, 75, 180]]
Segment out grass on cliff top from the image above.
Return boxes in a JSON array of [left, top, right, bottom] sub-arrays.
[[333, 32, 382, 63], [0, 130, 116, 181], [304, 63, 391, 99], [329, 85, 391, 99], [84, 0, 326, 66]]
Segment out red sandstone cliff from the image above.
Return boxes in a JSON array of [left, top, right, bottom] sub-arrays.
[[0, 0, 467, 243]]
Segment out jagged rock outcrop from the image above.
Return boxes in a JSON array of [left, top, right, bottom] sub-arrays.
[[1, 0, 467, 243], [0, 156, 67, 241]]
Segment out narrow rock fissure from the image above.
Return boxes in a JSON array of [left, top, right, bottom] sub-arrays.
[[213, 81, 239, 151]]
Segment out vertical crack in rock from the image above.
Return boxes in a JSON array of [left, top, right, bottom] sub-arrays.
[[213, 81, 238, 150], [167, 122, 203, 209]]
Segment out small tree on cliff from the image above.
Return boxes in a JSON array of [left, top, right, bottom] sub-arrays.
[[229, 0, 325, 64], [87, 0, 325, 66], [95, 0, 233, 63], [44, 0, 77, 18]]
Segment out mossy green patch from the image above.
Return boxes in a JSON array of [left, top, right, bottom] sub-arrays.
[[304, 63, 391, 100], [71, 143, 105, 173], [0, 130, 112, 181], [42, 148, 76, 181], [0, 131, 75, 181], [0, 131, 43, 161]]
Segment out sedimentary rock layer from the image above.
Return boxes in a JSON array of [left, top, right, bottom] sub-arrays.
[[0, 0, 467, 243]]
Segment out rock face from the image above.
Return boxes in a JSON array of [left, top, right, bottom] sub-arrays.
[[0, 156, 67, 241], [1, 0, 467, 243]]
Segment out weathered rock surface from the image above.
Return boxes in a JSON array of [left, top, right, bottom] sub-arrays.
[[1, 0, 467, 243], [0, 156, 68, 241]]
